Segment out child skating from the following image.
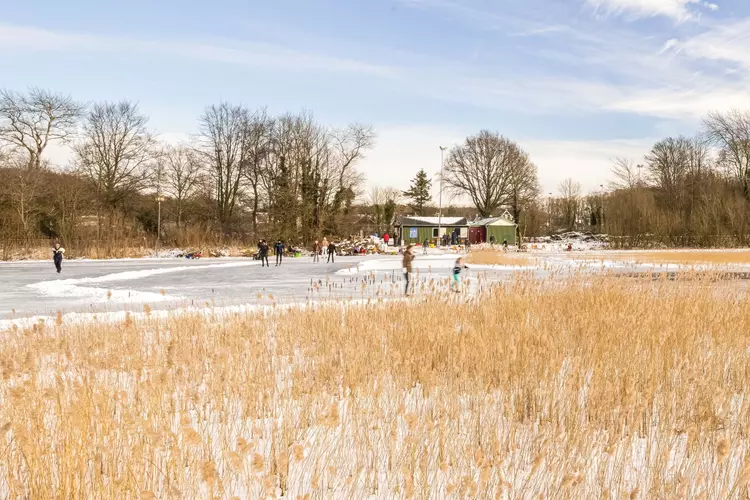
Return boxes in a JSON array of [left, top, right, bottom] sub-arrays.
[[452, 256, 468, 293]]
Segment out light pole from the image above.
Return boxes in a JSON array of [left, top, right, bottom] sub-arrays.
[[156, 195, 164, 246], [599, 184, 604, 234], [438, 146, 447, 245], [548, 192, 552, 236]]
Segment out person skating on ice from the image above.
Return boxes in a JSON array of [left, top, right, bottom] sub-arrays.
[[312, 240, 321, 263], [53, 243, 65, 273], [327, 241, 336, 263], [275, 240, 284, 266], [452, 256, 468, 293], [258, 240, 270, 267]]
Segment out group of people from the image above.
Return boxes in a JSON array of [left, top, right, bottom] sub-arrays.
[[311, 238, 337, 263], [256, 239, 287, 267], [402, 244, 468, 295], [489, 235, 509, 252]]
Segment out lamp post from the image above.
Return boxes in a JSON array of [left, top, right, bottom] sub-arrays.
[[438, 146, 447, 245], [156, 195, 164, 246], [548, 192, 552, 236], [599, 184, 604, 234]]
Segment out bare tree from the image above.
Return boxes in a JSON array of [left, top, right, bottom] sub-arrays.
[[644, 136, 710, 197], [558, 178, 582, 230], [443, 130, 533, 217], [199, 103, 249, 225], [5, 152, 44, 241], [369, 186, 402, 234], [610, 157, 640, 190], [75, 101, 156, 212], [0, 88, 84, 169], [241, 109, 273, 237], [505, 158, 540, 225], [704, 110, 750, 198], [263, 113, 374, 240], [161, 145, 203, 230]]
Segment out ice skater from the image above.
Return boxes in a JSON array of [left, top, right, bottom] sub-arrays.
[[53, 243, 65, 273], [402, 244, 415, 295], [312, 240, 321, 263], [327, 241, 336, 263], [258, 240, 270, 267], [275, 240, 284, 266], [452, 256, 468, 293]]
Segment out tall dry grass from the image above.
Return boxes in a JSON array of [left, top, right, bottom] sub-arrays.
[[576, 250, 750, 266], [2, 274, 750, 498], [466, 249, 531, 266]]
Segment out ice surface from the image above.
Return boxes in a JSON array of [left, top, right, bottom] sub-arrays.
[[3, 250, 734, 331], [2, 254, 523, 329]]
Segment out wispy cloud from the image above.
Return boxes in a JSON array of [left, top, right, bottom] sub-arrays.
[[666, 18, 750, 69], [0, 24, 398, 78], [3, 10, 749, 123], [584, 0, 719, 22]]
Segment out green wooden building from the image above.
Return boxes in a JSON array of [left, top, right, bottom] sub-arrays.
[[468, 216, 517, 245], [396, 216, 469, 245]]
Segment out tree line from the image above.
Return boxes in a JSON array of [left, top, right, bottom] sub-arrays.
[[3, 86, 750, 255], [399, 112, 750, 248], [524, 110, 750, 247], [0, 88, 376, 255]]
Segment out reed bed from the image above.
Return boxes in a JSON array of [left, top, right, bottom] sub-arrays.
[[466, 249, 531, 266], [2, 273, 750, 498], [575, 250, 750, 266]]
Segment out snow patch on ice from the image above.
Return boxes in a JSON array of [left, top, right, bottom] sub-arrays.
[[25, 261, 261, 302]]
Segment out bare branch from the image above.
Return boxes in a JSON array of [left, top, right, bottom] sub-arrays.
[[0, 88, 84, 169]]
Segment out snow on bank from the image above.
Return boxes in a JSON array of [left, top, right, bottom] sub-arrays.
[[24, 261, 262, 303]]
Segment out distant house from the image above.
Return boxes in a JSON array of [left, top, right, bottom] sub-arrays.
[[396, 216, 469, 245], [469, 216, 517, 245]]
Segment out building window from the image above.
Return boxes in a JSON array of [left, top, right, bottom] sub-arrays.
[[432, 228, 439, 238]]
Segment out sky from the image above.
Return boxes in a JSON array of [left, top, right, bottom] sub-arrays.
[[2, 0, 750, 201]]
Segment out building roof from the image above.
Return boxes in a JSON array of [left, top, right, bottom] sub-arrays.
[[398, 216, 468, 227], [470, 217, 516, 227]]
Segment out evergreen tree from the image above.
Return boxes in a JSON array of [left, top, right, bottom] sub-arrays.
[[403, 169, 432, 216]]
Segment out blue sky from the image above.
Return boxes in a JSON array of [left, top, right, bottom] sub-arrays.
[[2, 0, 749, 196]]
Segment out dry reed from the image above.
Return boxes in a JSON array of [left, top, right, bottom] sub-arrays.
[[466, 249, 531, 266], [575, 250, 750, 266], [2, 272, 750, 498]]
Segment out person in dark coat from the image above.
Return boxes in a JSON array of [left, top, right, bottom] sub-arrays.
[[53, 243, 65, 273], [275, 240, 284, 266], [327, 241, 336, 263], [259, 240, 270, 267]]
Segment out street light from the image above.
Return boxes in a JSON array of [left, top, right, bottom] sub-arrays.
[[599, 184, 604, 234], [156, 195, 165, 245], [548, 192, 552, 236], [438, 146, 447, 245]]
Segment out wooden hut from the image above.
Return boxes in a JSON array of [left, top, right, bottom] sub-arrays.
[[396, 216, 469, 245], [468, 216, 517, 245]]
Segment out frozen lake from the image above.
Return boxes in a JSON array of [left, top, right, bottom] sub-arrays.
[[4, 249, 739, 329], [1, 254, 517, 327]]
